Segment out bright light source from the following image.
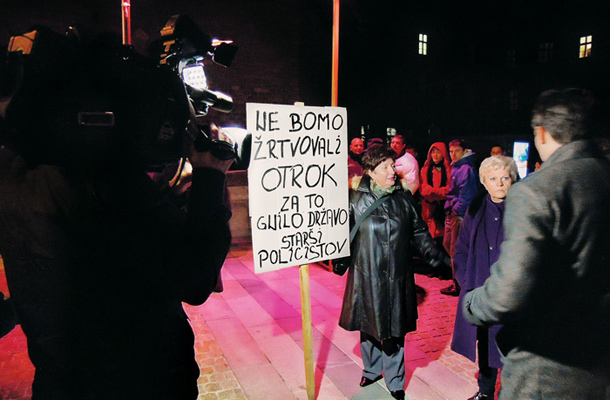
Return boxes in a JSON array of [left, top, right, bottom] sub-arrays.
[[212, 39, 234, 47], [512, 141, 530, 179], [182, 64, 207, 90]]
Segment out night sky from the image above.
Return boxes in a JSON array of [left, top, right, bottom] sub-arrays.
[[3, 0, 609, 147]]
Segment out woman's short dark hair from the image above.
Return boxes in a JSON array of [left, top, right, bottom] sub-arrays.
[[361, 144, 396, 172]]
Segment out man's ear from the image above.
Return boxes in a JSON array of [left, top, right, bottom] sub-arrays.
[[534, 126, 547, 144]]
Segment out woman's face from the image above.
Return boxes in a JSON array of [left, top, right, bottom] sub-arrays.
[[368, 158, 396, 189], [430, 147, 443, 164], [482, 167, 513, 203]]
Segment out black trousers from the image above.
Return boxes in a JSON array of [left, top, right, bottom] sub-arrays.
[[477, 327, 499, 396]]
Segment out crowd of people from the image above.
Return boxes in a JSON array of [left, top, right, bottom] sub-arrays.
[[337, 88, 610, 400]]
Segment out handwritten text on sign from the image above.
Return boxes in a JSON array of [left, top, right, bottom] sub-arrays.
[[247, 103, 350, 273]]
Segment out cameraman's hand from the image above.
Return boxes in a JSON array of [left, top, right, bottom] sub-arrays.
[[185, 111, 234, 174], [188, 145, 234, 174]]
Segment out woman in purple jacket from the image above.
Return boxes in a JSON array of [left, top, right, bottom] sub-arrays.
[[451, 155, 518, 400]]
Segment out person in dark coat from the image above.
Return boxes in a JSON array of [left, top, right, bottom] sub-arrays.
[[0, 32, 234, 398], [338, 145, 444, 400], [441, 139, 479, 296], [0, 146, 233, 400], [464, 88, 610, 399], [451, 155, 518, 400]]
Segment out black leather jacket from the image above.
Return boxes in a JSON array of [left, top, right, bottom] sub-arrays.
[[339, 174, 441, 340]]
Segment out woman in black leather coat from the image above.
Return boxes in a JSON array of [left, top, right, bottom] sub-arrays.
[[339, 145, 443, 400]]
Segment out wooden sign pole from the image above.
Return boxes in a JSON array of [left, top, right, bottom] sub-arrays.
[[121, 0, 132, 45], [300, 264, 315, 400], [331, 0, 340, 107]]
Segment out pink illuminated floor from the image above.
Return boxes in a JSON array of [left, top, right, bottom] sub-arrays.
[[1, 242, 480, 400]]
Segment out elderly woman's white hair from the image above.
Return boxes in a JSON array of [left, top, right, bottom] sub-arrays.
[[479, 155, 519, 184]]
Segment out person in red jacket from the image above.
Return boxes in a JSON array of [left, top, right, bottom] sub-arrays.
[[419, 142, 452, 257]]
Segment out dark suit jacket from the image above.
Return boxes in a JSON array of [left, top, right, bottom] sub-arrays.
[[464, 140, 610, 397]]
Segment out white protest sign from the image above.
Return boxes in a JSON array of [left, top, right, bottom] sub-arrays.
[[247, 103, 350, 273]]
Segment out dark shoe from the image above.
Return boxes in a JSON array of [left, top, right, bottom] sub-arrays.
[[390, 390, 405, 400], [440, 284, 460, 296], [359, 375, 382, 387], [467, 393, 490, 400]]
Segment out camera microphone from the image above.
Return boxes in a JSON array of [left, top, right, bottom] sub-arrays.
[[187, 86, 233, 114]]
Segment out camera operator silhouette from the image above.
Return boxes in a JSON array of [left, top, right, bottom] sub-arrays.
[[0, 20, 235, 399]]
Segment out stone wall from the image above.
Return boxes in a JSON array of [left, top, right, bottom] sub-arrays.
[[226, 170, 251, 241]]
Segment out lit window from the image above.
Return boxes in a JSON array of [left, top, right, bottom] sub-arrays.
[[579, 35, 592, 58], [538, 42, 553, 63], [418, 34, 428, 55]]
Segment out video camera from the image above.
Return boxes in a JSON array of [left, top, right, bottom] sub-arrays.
[[0, 15, 244, 170], [152, 15, 243, 163]]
